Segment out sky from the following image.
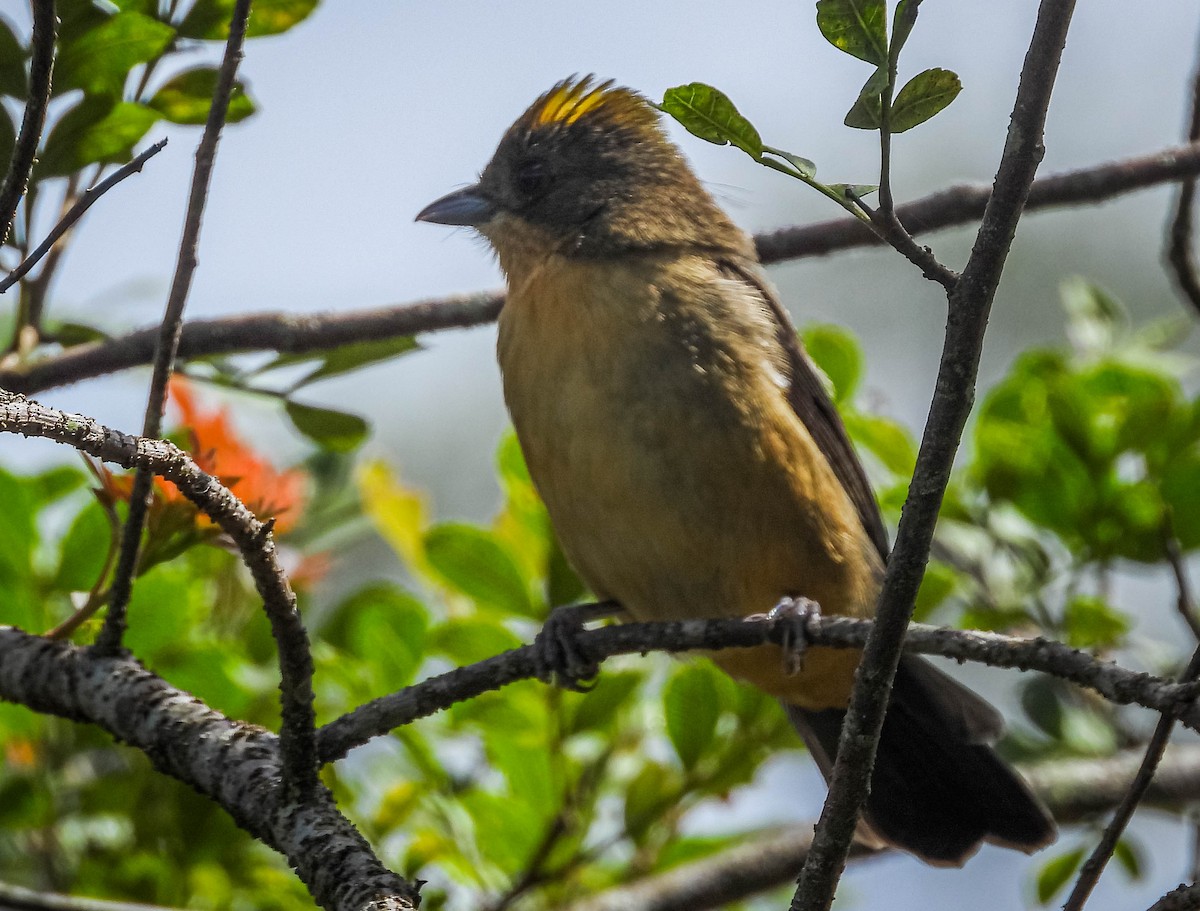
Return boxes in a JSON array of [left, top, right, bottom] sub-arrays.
[[5, 1, 1200, 908]]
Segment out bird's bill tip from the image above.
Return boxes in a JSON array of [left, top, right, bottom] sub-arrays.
[[415, 185, 496, 226]]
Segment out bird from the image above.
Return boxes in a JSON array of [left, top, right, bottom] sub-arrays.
[[416, 75, 1056, 865]]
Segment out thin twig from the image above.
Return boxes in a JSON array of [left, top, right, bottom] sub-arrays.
[[559, 745, 1200, 911], [97, 0, 252, 658], [0, 140, 169, 295], [315, 610, 1200, 764], [1063, 552, 1200, 911], [0, 880, 180, 911], [1147, 882, 1200, 911], [0, 0, 55, 245], [792, 3, 1078, 909], [0, 627, 418, 911], [4, 142, 1200, 395], [756, 140, 1200, 261], [1167, 26, 1200, 316], [0, 388, 321, 800], [1168, 534, 1200, 641]]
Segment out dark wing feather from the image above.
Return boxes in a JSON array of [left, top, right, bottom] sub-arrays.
[[719, 258, 889, 559]]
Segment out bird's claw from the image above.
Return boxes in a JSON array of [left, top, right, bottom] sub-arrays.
[[767, 596, 821, 676], [533, 603, 604, 691]]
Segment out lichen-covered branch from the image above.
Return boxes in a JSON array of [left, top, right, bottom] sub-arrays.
[[0, 627, 417, 911]]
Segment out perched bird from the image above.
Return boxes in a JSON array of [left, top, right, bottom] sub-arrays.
[[417, 76, 1055, 865]]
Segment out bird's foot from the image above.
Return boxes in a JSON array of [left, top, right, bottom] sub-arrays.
[[532, 600, 621, 691], [768, 596, 822, 676]]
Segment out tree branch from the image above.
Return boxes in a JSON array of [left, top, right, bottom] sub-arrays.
[[1166, 27, 1200, 316], [4, 143, 1200, 396], [0, 628, 417, 911], [0, 880, 180, 911], [559, 745, 1200, 911], [1148, 882, 1200, 911], [315, 612, 1200, 764], [0, 140, 168, 295], [792, 3, 1078, 908], [0, 0, 55, 246], [0, 389, 319, 801], [98, 0, 250, 660], [1063, 551, 1200, 911]]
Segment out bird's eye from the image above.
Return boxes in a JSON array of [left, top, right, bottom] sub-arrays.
[[514, 158, 550, 199]]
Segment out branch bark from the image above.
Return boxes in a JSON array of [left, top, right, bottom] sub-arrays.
[[792, 3, 1078, 908], [4, 144, 1200, 396], [560, 745, 1200, 911], [0, 389, 319, 803], [316, 612, 1200, 764], [0, 628, 417, 911], [99, 0, 250, 660], [0, 0, 55, 246]]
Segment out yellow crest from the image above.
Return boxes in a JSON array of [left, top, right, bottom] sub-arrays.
[[522, 76, 659, 134]]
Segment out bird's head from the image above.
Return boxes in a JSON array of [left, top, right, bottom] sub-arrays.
[[416, 76, 750, 264]]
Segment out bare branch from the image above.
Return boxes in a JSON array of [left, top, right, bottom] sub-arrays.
[[0, 389, 319, 801], [794, 5, 1078, 905], [561, 745, 1200, 911], [98, 0, 253, 661], [0, 140, 168, 294], [0, 880, 181, 911], [0, 627, 417, 911], [316, 612, 1200, 764], [1148, 882, 1200, 911], [0, 292, 503, 395], [0, 0, 55, 245], [1166, 27, 1200, 316], [1063, 552, 1200, 911], [758, 141, 1200, 262], [4, 143, 1200, 397]]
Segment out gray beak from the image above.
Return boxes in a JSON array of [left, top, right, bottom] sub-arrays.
[[415, 184, 497, 226]]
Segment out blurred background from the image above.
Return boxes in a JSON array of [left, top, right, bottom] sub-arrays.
[[4, 0, 1200, 908]]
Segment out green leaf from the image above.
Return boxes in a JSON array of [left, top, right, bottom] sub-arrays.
[[342, 586, 428, 691], [30, 465, 88, 503], [890, 0, 920, 63], [487, 734, 555, 813], [826, 182, 878, 201], [624, 762, 682, 842], [802, 324, 863, 403], [284, 400, 369, 452], [0, 17, 26, 98], [428, 617, 523, 665], [816, 0, 888, 66], [1036, 846, 1086, 903], [888, 68, 962, 133], [663, 664, 720, 770], [763, 147, 816, 179], [56, 12, 175, 96], [1062, 277, 1125, 356], [291, 336, 419, 388], [37, 97, 159, 177], [1113, 837, 1144, 880], [659, 83, 762, 158], [148, 67, 256, 125], [844, 412, 917, 476], [54, 501, 113, 592], [1062, 595, 1130, 649], [424, 523, 535, 617], [913, 561, 957, 622], [57, 0, 118, 45], [178, 0, 319, 39], [0, 468, 36, 589], [844, 65, 888, 130], [566, 671, 641, 735]]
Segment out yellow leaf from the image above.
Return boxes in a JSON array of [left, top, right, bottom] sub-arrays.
[[357, 459, 429, 574]]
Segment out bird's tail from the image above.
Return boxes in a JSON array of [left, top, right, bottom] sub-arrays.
[[784, 655, 1056, 866]]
